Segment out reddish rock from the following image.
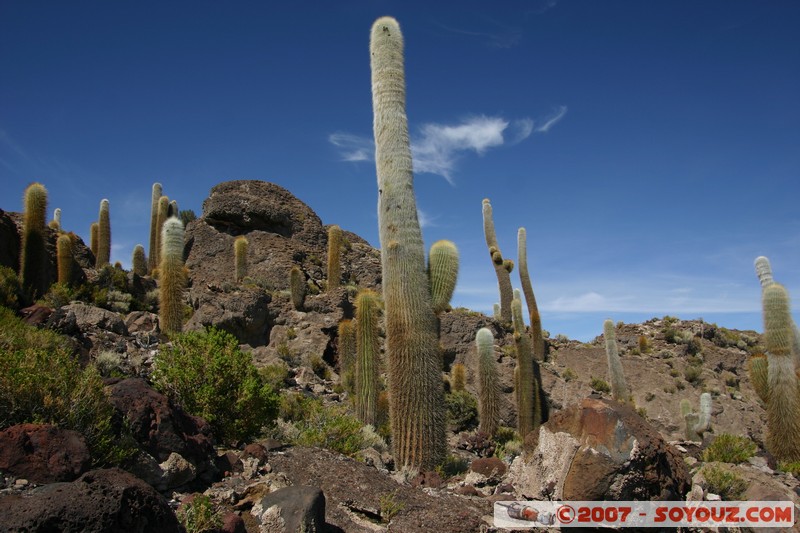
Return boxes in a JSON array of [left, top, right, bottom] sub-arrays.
[[20, 304, 53, 327], [470, 457, 507, 478], [0, 424, 91, 483], [240, 443, 269, 464], [221, 511, 247, 533]]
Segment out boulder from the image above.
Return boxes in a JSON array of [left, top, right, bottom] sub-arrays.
[[0, 468, 182, 533], [0, 424, 91, 483], [50, 302, 128, 336], [185, 287, 273, 347], [508, 397, 691, 501], [251, 485, 326, 533]]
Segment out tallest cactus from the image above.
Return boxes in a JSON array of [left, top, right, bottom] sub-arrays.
[[370, 16, 445, 471]]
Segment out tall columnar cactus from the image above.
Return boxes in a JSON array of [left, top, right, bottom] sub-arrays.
[[428, 240, 459, 314], [518, 228, 545, 361], [355, 289, 381, 426], [132, 244, 147, 276], [56, 234, 73, 286], [476, 327, 500, 436], [754, 256, 800, 363], [95, 199, 111, 267], [20, 183, 49, 299], [169, 200, 179, 218], [748, 353, 769, 403], [338, 319, 357, 393], [512, 294, 537, 438], [493, 303, 501, 321], [148, 183, 162, 273], [234, 236, 248, 282], [451, 363, 466, 392], [289, 265, 305, 310], [371, 16, 446, 470], [482, 199, 513, 324], [158, 217, 186, 334], [603, 319, 630, 403], [49, 208, 62, 231], [153, 195, 170, 271], [89, 222, 99, 259], [680, 392, 712, 441], [327, 225, 342, 291]]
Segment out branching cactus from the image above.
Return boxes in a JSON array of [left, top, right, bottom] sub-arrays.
[[289, 265, 305, 310], [482, 199, 513, 323], [132, 244, 147, 276], [680, 392, 712, 441], [355, 289, 381, 426], [148, 183, 162, 273], [90, 222, 99, 259], [451, 363, 466, 393], [234, 236, 248, 282], [95, 199, 111, 267], [428, 240, 459, 314], [158, 217, 186, 334], [603, 319, 630, 402], [512, 294, 537, 438], [56, 234, 73, 286], [371, 15, 445, 470], [338, 319, 357, 393], [49, 208, 62, 231], [20, 183, 49, 299], [518, 228, 545, 361], [327, 225, 342, 291], [476, 327, 499, 436]]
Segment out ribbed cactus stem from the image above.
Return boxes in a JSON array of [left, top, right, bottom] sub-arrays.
[[476, 328, 499, 436], [49, 208, 62, 231], [371, 16, 445, 470], [132, 244, 147, 276], [148, 183, 162, 273], [428, 240, 459, 314], [338, 319, 357, 393], [20, 183, 49, 299], [327, 225, 342, 291], [493, 303, 501, 321], [604, 319, 630, 402], [158, 218, 186, 334], [355, 289, 381, 426], [451, 363, 466, 392], [763, 283, 800, 461], [748, 354, 769, 403], [153, 195, 170, 271], [518, 228, 545, 361], [512, 295, 536, 438], [754, 256, 774, 289], [56, 234, 72, 286], [681, 393, 712, 440], [289, 266, 305, 310], [95, 199, 111, 267], [697, 392, 712, 432], [169, 200, 179, 218], [483, 199, 512, 323], [234, 236, 248, 282]]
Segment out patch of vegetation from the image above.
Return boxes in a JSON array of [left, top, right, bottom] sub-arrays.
[[668, 368, 680, 378], [0, 307, 136, 466], [778, 461, 800, 476], [561, 367, 577, 382], [436, 454, 470, 479], [286, 326, 297, 340], [178, 494, 222, 533], [684, 365, 703, 385], [702, 434, 757, 464], [152, 327, 279, 444], [259, 364, 290, 390], [0, 266, 23, 309], [702, 464, 748, 500], [94, 350, 125, 378], [445, 390, 478, 431], [310, 354, 331, 380], [379, 490, 405, 523], [638, 335, 649, 353], [590, 377, 611, 393], [644, 392, 655, 402]]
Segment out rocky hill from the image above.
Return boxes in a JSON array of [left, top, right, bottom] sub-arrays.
[[1, 179, 798, 532]]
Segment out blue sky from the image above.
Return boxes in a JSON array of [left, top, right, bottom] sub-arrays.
[[2, 1, 798, 341]]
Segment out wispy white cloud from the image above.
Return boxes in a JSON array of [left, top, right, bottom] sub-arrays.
[[535, 106, 568, 133], [417, 207, 436, 229], [328, 133, 373, 162], [435, 22, 522, 49]]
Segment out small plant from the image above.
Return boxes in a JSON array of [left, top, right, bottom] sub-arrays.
[[446, 390, 478, 432], [436, 454, 469, 479], [644, 392, 655, 402], [286, 327, 297, 340], [178, 494, 222, 533], [701, 464, 748, 500], [0, 266, 22, 310], [561, 367, 577, 382], [259, 364, 289, 390], [590, 377, 611, 393], [669, 368, 680, 378], [94, 351, 125, 378], [278, 394, 369, 456], [638, 335, 649, 353], [702, 434, 757, 464], [684, 365, 703, 384], [778, 461, 800, 475], [379, 490, 405, 523], [310, 354, 331, 380]]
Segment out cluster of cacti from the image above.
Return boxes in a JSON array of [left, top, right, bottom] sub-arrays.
[[451, 363, 466, 392], [20, 183, 49, 299], [476, 327, 500, 436], [338, 319, 357, 393], [148, 183, 162, 273], [49, 208, 61, 231], [132, 245, 147, 276], [56, 234, 73, 286], [95, 199, 111, 267], [158, 217, 186, 334], [234, 236, 248, 282], [517, 228, 545, 361], [371, 16, 446, 470], [680, 392, 711, 441], [482, 199, 513, 323], [327, 225, 342, 291], [289, 265, 305, 310], [355, 289, 381, 426], [428, 240, 459, 314], [603, 319, 630, 403]]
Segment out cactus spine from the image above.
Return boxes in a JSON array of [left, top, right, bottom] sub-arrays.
[[680, 392, 712, 441], [748, 353, 768, 403], [132, 244, 147, 276], [90, 222, 99, 259], [49, 208, 61, 231], [158, 218, 186, 334], [761, 283, 800, 461], [327, 225, 342, 291], [476, 327, 499, 436], [371, 16, 445, 470], [338, 319, 357, 393], [234, 236, 248, 282], [428, 240, 459, 314], [603, 319, 630, 402], [169, 199, 179, 218], [148, 183, 162, 273], [153, 195, 170, 271], [518, 228, 545, 361], [95, 199, 111, 267], [512, 294, 537, 438], [493, 303, 501, 321], [355, 289, 381, 426], [482, 199, 513, 323], [20, 183, 49, 299], [289, 265, 305, 310], [754, 256, 774, 289], [56, 234, 73, 286]]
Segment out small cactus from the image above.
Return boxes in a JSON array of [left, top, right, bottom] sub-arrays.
[[754, 256, 774, 289], [428, 240, 459, 314], [95, 199, 111, 267], [90, 222, 99, 259], [451, 363, 466, 392], [493, 303, 501, 321], [234, 236, 248, 282], [680, 392, 712, 441], [338, 319, 357, 393], [603, 319, 630, 402], [355, 289, 381, 426], [169, 200, 179, 218], [148, 183, 162, 273], [20, 183, 49, 299], [482, 198, 513, 323], [327, 225, 342, 291], [49, 208, 62, 231], [56, 234, 73, 286], [476, 327, 499, 436], [290, 266, 305, 310], [132, 244, 147, 276], [158, 218, 186, 334]]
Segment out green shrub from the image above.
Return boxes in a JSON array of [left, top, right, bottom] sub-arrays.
[[436, 454, 470, 478], [702, 434, 757, 464], [590, 377, 611, 393], [259, 364, 290, 390], [0, 266, 23, 310], [0, 307, 135, 466], [278, 393, 370, 456], [561, 368, 577, 382], [702, 464, 748, 500], [310, 354, 331, 380], [38, 282, 73, 308], [152, 327, 279, 444], [178, 494, 222, 533], [684, 365, 703, 384], [378, 490, 405, 523], [445, 390, 478, 432]]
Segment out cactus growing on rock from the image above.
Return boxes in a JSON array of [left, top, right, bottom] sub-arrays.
[[476, 327, 499, 436], [49, 208, 61, 231], [148, 183, 162, 273], [327, 225, 342, 291], [289, 265, 305, 310], [95, 199, 111, 267], [153, 195, 170, 271], [355, 289, 381, 426], [20, 183, 49, 299], [338, 319, 357, 393], [158, 217, 186, 334], [748, 353, 768, 403], [56, 234, 73, 286], [512, 295, 537, 438], [132, 244, 147, 276], [518, 228, 545, 361], [428, 240, 459, 314], [482, 199, 513, 323], [371, 15, 445, 470], [680, 392, 712, 441], [603, 319, 630, 403], [755, 256, 774, 289], [451, 363, 466, 393], [234, 236, 248, 282], [89, 222, 99, 259]]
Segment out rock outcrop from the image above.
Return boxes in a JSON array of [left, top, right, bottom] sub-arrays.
[[0, 424, 91, 483]]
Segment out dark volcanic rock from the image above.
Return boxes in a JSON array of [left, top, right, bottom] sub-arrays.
[[0, 208, 20, 271], [0, 468, 182, 533], [0, 424, 91, 483], [185, 287, 273, 347], [252, 485, 326, 533]]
